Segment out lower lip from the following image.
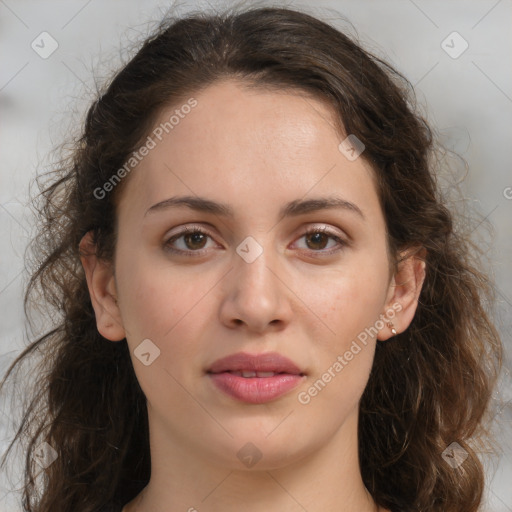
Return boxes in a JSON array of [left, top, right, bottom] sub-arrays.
[[208, 372, 304, 404]]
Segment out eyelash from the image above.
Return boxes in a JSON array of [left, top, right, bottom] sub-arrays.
[[164, 225, 347, 257]]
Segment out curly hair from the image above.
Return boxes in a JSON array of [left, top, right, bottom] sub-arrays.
[[0, 5, 502, 512]]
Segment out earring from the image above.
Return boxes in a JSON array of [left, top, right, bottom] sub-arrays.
[[387, 321, 397, 336]]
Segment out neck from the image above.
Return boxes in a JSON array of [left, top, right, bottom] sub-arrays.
[[123, 407, 384, 512]]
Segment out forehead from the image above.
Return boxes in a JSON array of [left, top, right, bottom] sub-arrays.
[[115, 79, 381, 224]]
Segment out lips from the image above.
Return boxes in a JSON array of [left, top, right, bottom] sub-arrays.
[[207, 351, 304, 375], [206, 352, 305, 404], [229, 370, 280, 378]]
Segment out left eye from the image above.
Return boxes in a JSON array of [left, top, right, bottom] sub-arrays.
[[164, 226, 346, 255], [295, 227, 346, 253]]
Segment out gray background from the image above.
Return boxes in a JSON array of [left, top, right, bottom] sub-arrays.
[[1, 0, 511, 510]]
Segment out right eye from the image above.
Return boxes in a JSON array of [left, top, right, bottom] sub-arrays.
[[164, 226, 219, 256]]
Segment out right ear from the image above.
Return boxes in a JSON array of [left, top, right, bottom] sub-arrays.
[[79, 231, 126, 341]]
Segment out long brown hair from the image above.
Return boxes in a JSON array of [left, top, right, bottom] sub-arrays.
[[0, 6, 502, 512]]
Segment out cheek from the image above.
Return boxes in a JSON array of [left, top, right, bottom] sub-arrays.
[[116, 253, 215, 370], [309, 260, 390, 348], [117, 263, 212, 405], [298, 276, 384, 417], [116, 245, 206, 335]]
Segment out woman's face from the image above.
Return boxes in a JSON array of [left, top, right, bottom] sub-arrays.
[[90, 79, 416, 470]]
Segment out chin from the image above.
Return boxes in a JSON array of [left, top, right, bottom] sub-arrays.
[[203, 429, 318, 471]]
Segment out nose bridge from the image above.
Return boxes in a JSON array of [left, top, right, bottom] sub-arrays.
[[220, 232, 290, 330], [234, 233, 279, 298]]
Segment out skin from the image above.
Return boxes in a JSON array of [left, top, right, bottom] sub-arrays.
[[80, 79, 426, 512]]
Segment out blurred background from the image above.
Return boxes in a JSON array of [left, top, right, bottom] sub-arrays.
[[1, 0, 511, 510]]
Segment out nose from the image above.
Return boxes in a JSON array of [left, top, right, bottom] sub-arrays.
[[218, 238, 293, 334]]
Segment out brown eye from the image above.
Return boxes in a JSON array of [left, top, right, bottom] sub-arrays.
[[295, 226, 347, 255], [181, 231, 208, 250], [304, 231, 330, 250], [164, 227, 216, 255]]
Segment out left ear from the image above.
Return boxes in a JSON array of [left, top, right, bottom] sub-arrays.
[[378, 246, 427, 341]]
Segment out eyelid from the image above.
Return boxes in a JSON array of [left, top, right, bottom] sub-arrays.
[[163, 223, 349, 256], [166, 223, 216, 239], [164, 224, 219, 256], [292, 225, 348, 254]]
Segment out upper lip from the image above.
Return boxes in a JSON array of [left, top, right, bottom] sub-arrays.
[[207, 351, 305, 375]]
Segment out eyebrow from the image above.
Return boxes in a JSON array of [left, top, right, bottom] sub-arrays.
[[144, 195, 365, 220]]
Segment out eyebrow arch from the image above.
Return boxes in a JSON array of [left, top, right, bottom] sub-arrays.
[[144, 195, 365, 220]]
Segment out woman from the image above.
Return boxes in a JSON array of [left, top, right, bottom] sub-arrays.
[[0, 6, 502, 512]]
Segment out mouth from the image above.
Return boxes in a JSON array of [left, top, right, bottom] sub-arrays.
[[220, 370, 298, 378], [206, 351, 306, 404]]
